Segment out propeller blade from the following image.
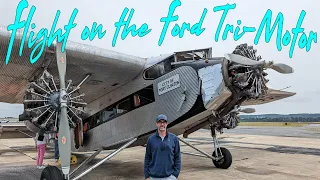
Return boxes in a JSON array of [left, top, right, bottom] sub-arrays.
[[56, 41, 71, 176], [239, 108, 256, 113], [56, 46, 66, 89], [270, 63, 294, 74], [58, 107, 70, 175], [224, 54, 294, 74], [224, 53, 264, 66]]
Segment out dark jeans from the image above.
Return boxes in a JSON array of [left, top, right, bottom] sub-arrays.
[[54, 140, 59, 160]]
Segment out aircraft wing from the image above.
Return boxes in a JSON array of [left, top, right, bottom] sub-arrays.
[[241, 88, 296, 106], [0, 122, 35, 139], [0, 25, 147, 104]]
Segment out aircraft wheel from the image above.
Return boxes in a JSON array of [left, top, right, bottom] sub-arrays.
[[40, 166, 64, 180], [212, 147, 232, 169]]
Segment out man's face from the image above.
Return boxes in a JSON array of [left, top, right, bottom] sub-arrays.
[[156, 120, 167, 131]]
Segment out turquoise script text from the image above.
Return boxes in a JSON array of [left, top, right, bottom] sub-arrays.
[[158, 0, 207, 46], [213, 3, 317, 58], [6, 0, 77, 65], [112, 7, 151, 47], [81, 22, 106, 41]]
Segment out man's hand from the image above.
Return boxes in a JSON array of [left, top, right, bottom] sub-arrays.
[[146, 178, 150, 180]]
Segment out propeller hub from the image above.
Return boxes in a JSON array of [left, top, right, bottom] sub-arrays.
[[47, 92, 61, 110], [46, 90, 71, 111]]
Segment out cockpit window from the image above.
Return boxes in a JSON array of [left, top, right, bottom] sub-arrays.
[[174, 48, 212, 62], [144, 62, 166, 80], [175, 52, 205, 61], [143, 48, 211, 80]]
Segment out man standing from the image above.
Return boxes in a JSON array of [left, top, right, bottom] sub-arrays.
[[144, 114, 181, 180]]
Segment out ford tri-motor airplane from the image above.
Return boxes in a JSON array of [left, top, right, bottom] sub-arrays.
[[0, 26, 295, 179]]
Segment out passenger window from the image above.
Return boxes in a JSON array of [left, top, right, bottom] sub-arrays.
[[96, 114, 103, 124], [90, 114, 100, 127], [134, 88, 155, 108], [134, 95, 141, 107], [101, 107, 115, 122], [116, 98, 132, 115], [84, 85, 155, 130]]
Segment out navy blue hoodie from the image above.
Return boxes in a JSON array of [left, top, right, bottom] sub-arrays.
[[144, 131, 181, 178]]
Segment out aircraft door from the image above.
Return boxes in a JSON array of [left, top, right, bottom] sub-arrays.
[[74, 122, 83, 149], [152, 66, 200, 123]]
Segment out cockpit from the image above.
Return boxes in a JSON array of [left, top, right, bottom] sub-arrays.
[[174, 48, 212, 61], [143, 47, 212, 80]]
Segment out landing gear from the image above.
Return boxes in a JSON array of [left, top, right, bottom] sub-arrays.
[[178, 125, 232, 169], [212, 147, 232, 169], [210, 124, 232, 169], [71, 137, 137, 180], [40, 166, 64, 180], [39, 137, 137, 180]]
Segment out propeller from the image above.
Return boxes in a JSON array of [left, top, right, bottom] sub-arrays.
[[264, 63, 294, 74], [239, 108, 256, 114], [224, 53, 263, 66], [55, 41, 71, 176], [222, 53, 294, 74]]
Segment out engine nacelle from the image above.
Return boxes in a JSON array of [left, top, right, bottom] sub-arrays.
[[199, 43, 269, 115]]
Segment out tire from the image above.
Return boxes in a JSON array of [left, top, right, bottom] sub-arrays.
[[40, 166, 64, 180], [212, 147, 232, 169]]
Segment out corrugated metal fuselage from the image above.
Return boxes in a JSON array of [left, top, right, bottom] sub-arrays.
[[71, 60, 228, 152]]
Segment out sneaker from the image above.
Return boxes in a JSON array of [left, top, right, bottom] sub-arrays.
[[39, 165, 46, 169]]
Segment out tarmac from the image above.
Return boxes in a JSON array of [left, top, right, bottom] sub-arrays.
[[0, 125, 319, 180]]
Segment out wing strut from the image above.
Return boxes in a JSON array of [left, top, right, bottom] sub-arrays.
[[71, 137, 137, 180]]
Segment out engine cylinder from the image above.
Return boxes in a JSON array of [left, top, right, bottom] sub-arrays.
[[227, 43, 269, 98], [20, 69, 86, 133]]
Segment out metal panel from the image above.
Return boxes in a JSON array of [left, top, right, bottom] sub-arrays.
[[152, 66, 200, 122], [72, 66, 200, 152], [198, 64, 232, 110], [169, 109, 213, 136]]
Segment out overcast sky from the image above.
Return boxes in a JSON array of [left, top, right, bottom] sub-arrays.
[[0, 0, 319, 117]]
